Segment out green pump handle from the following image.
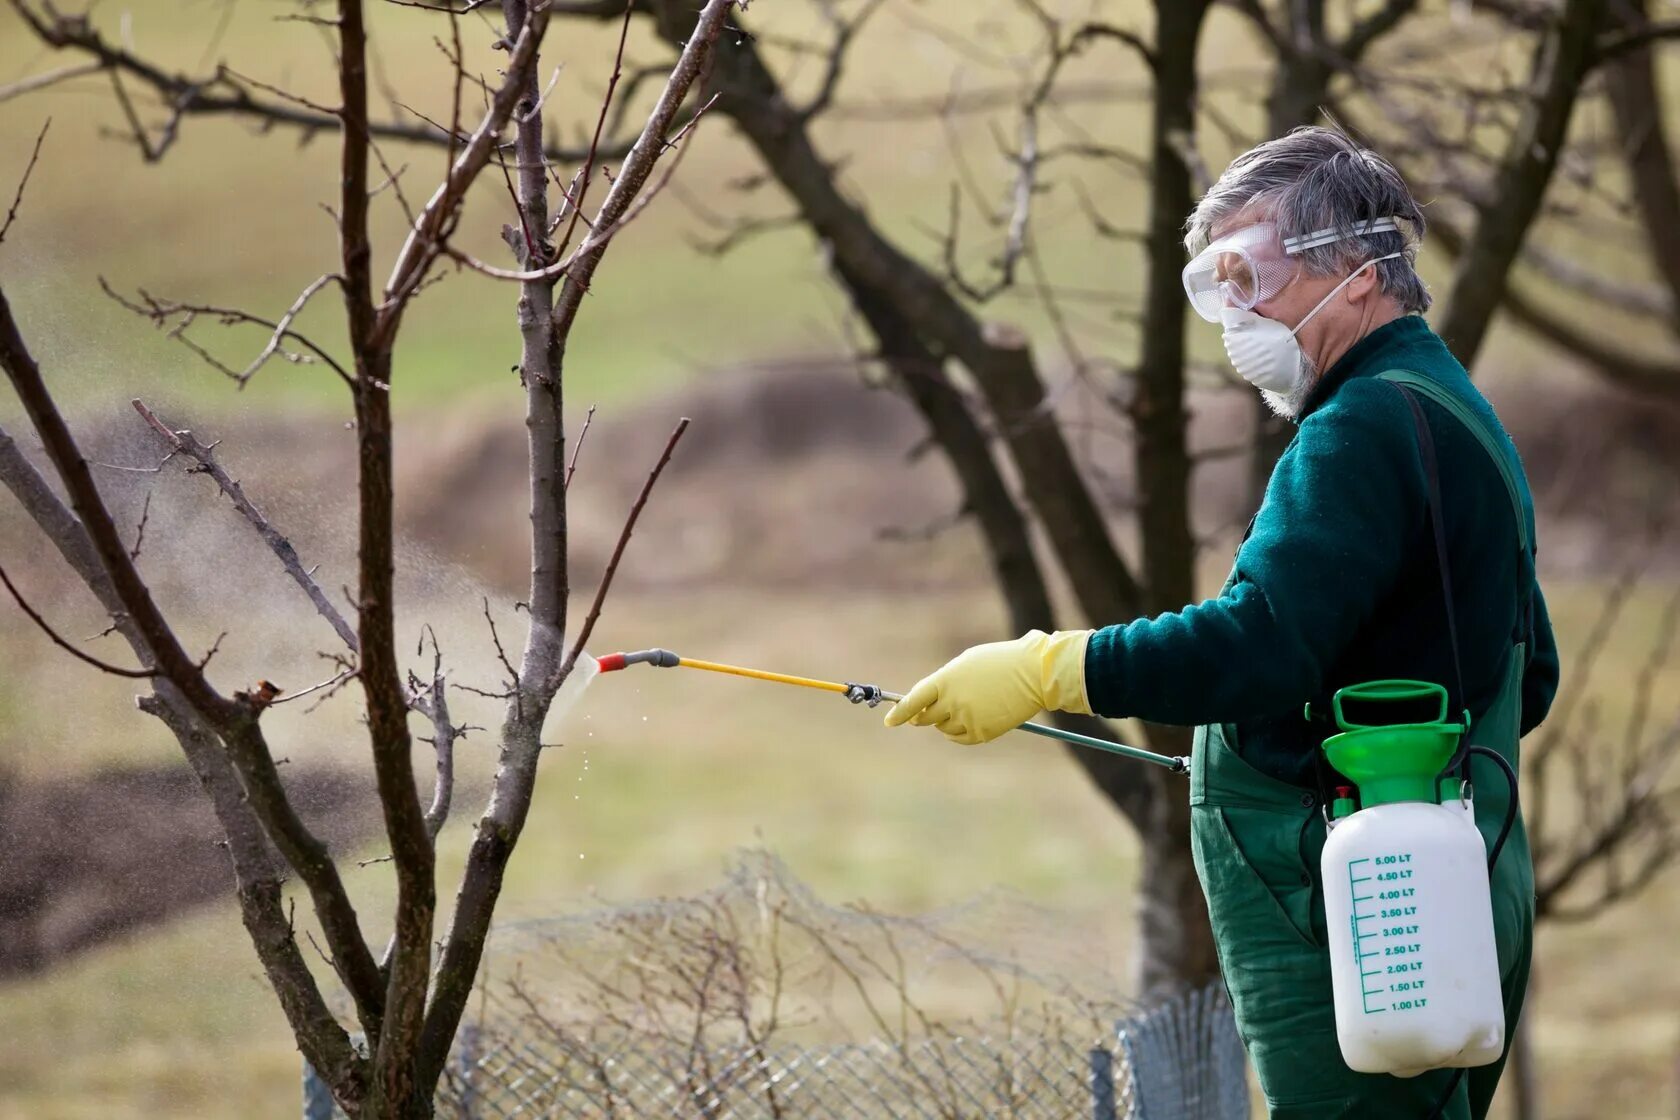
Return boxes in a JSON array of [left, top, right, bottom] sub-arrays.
[[1304, 679, 1470, 733]]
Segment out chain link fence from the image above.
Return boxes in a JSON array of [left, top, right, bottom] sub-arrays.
[[303, 854, 1248, 1119]]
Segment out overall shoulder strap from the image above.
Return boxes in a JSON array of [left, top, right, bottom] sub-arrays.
[[1375, 370, 1529, 554], [1384, 382, 1469, 729], [1377, 370, 1537, 648]]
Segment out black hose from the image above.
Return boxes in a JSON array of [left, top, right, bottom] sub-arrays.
[[1422, 745, 1520, 1119], [1467, 746, 1520, 873]]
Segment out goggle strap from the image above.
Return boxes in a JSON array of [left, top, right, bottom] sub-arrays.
[[1282, 216, 1403, 255]]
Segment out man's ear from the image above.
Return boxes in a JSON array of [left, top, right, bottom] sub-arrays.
[[1346, 261, 1383, 303]]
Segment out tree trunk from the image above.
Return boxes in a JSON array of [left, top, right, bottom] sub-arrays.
[[1245, 0, 1329, 512], [1126, 0, 1218, 992]]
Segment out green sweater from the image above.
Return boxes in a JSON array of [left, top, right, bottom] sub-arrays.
[[1085, 315, 1560, 788]]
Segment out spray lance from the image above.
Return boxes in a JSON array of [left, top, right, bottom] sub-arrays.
[[595, 647, 1188, 774]]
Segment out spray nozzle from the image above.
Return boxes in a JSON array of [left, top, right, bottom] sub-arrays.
[[597, 648, 680, 672], [844, 683, 889, 707]]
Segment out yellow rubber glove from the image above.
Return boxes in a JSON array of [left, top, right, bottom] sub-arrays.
[[882, 629, 1093, 745]]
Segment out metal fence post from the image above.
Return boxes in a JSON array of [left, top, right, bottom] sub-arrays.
[[457, 1022, 481, 1119], [301, 1059, 335, 1120], [1118, 980, 1248, 1120], [1089, 1046, 1119, 1120], [301, 1032, 363, 1120]]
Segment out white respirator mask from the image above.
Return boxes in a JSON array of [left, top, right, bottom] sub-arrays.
[[1182, 217, 1408, 396], [1219, 253, 1400, 394]]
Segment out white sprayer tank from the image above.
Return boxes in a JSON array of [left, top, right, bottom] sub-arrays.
[[1317, 681, 1506, 1077], [1323, 799, 1504, 1075]]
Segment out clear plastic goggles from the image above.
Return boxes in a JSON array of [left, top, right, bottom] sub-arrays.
[[1182, 223, 1297, 323], [1181, 217, 1404, 323]]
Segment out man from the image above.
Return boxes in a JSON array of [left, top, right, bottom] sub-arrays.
[[884, 127, 1559, 1119]]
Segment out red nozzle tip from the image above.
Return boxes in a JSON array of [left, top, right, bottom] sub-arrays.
[[1336, 785, 1353, 798], [597, 653, 627, 672]]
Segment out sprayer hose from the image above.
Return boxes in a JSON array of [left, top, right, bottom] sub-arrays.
[[1422, 745, 1521, 1120]]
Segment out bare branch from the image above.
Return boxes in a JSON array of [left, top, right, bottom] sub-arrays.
[[384, 0, 498, 10], [1596, 18, 1680, 63], [128, 490, 152, 560], [100, 278, 356, 388], [551, 1, 734, 340], [1068, 20, 1157, 70], [273, 666, 361, 706], [1341, 0, 1419, 64], [554, 0, 638, 264], [375, 2, 551, 336], [797, 0, 888, 122], [0, 119, 50, 250], [1, 275, 385, 1040], [0, 286, 234, 719], [130, 399, 360, 652], [0, 559, 155, 678], [482, 596, 520, 692], [406, 631, 456, 841], [563, 416, 689, 676], [565, 404, 596, 491], [3, 2, 630, 166], [0, 61, 102, 105]]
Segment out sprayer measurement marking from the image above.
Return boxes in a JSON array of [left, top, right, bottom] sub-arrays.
[[1348, 854, 1423, 1014]]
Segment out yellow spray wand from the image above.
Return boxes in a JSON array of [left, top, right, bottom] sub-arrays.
[[597, 648, 1187, 773]]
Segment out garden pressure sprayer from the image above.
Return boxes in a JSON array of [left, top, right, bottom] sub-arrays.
[[595, 647, 1188, 773], [1313, 679, 1520, 1084]]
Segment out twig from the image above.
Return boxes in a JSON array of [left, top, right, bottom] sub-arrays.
[[562, 417, 690, 676], [272, 667, 361, 706], [0, 62, 102, 106], [131, 399, 360, 652], [219, 65, 339, 117], [482, 596, 519, 687], [237, 273, 343, 384], [462, 92, 722, 286], [101, 278, 355, 388], [565, 405, 596, 491], [554, 0, 637, 263], [0, 559, 153, 677], [0, 119, 50, 250], [384, 0, 498, 9], [374, 4, 551, 332], [128, 491, 152, 560]]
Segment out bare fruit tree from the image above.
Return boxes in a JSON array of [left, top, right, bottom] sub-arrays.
[[0, 0, 736, 1114]]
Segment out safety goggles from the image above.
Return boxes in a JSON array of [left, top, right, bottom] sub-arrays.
[[1181, 217, 1405, 323]]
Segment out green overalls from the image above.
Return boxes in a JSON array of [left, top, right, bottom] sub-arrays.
[[1190, 373, 1536, 1119]]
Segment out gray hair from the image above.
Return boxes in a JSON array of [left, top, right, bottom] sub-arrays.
[[1185, 126, 1430, 313]]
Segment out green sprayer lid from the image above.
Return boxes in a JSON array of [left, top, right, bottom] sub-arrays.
[[1311, 681, 1469, 808]]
